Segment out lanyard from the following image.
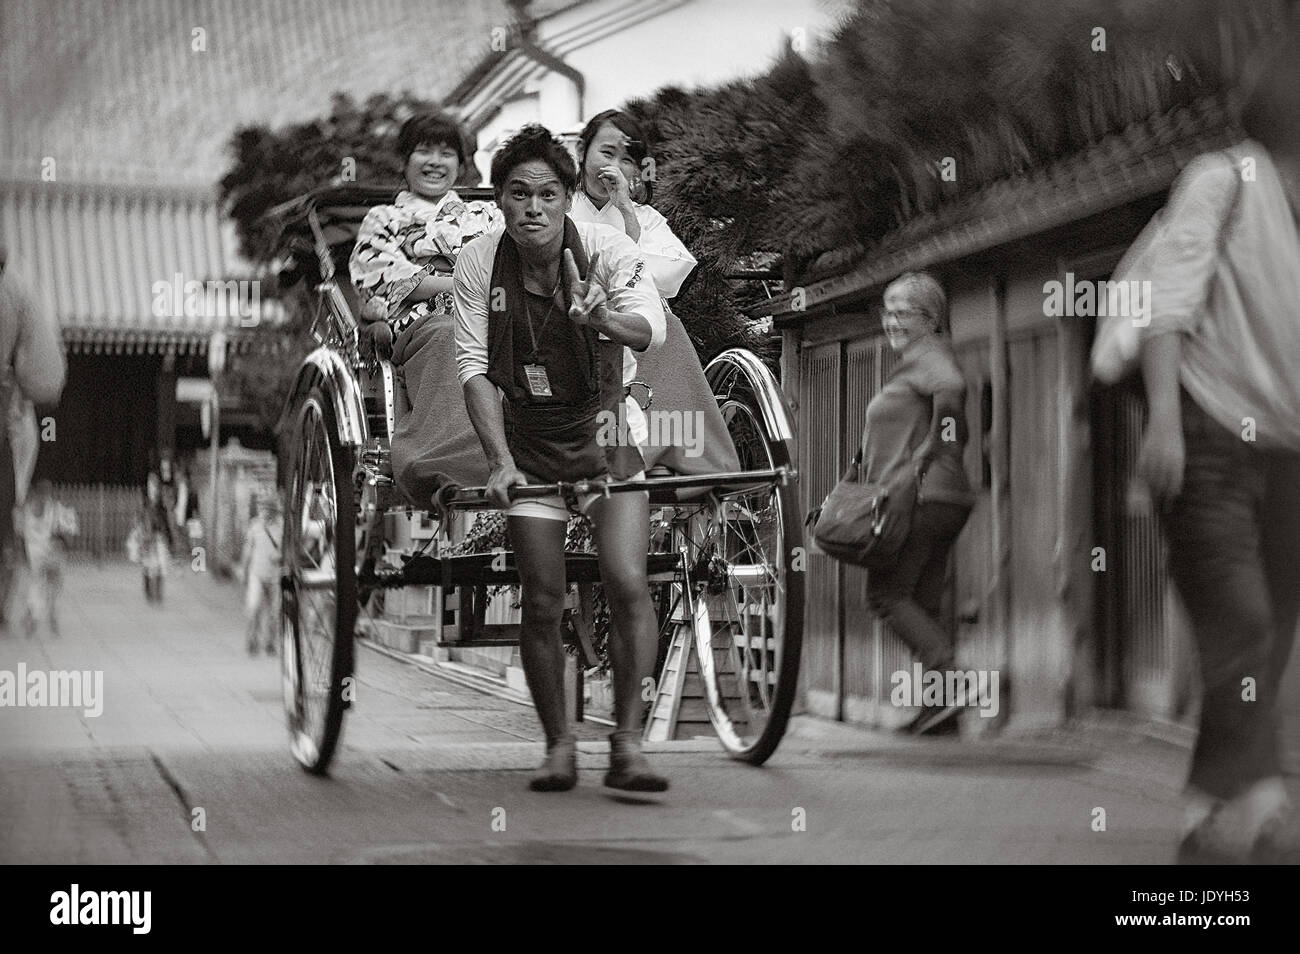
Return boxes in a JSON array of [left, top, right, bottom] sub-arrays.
[[523, 275, 562, 362]]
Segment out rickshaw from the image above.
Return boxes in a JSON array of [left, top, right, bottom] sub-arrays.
[[265, 185, 804, 775]]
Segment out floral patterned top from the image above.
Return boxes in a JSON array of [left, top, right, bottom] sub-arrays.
[[349, 189, 501, 337]]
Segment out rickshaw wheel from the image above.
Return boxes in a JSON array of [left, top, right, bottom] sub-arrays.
[[281, 387, 356, 775], [672, 391, 804, 766]]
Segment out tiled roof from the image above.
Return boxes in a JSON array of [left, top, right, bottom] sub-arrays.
[[752, 98, 1241, 322], [0, 179, 283, 354], [0, 0, 513, 188]]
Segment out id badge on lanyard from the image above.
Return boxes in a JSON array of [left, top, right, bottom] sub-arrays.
[[523, 363, 553, 399]]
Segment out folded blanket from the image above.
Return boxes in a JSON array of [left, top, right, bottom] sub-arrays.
[[636, 304, 740, 475], [390, 314, 489, 506]]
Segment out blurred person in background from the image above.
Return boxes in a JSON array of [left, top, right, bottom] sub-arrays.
[[139, 472, 173, 604], [862, 272, 974, 736], [238, 494, 282, 656], [16, 479, 76, 637], [1134, 26, 1300, 864], [175, 464, 202, 553], [0, 245, 66, 635]]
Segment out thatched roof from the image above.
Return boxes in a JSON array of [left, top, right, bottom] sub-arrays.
[[751, 96, 1239, 321], [712, 0, 1298, 323]]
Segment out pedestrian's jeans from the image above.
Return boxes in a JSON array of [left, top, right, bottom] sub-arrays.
[[867, 500, 971, 671], [1160, 389, 1300, 800], [245, 576, 277, 647]]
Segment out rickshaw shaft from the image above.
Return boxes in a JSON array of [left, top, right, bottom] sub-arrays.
[[446, 465, 797, 510]]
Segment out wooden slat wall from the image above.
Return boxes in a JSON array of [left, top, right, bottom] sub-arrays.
[[841, 339, 876, 721], [799, 341, 842, 718], [873, 344, 912, 721], [51, 483, 142, 558], [1007, 328, 1068, 727], [808, 332, 940, 727], [1112, 387, 1179, 715], [951, 343, 999, 734], [800, 315, 1127, 730]]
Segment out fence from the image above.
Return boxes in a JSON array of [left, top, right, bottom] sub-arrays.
[[52, 483, 142, 559]]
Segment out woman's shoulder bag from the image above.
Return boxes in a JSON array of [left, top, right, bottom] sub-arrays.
[[805, 449, 921, 569]]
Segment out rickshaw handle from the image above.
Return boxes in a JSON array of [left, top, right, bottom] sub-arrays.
[[445, 465, 797, 510]]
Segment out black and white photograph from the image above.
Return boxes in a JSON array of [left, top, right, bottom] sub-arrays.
[[2, 0, 1299, 899]]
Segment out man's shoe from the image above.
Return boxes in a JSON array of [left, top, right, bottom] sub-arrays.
[[529, 737, 577, 792], [604, 730, 668, 792]]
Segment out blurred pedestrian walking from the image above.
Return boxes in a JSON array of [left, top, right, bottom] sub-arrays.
[[175, 464, 203, 553], [16, 479, 76, 637], [861, 272, 974, 735], [1108, 28, 1300, 864], [138, 473, 174, 604], [0, 246, 66, 635], [239, 494, 282, 655]]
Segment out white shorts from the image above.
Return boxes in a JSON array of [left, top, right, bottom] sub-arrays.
[[506, 470, 647, 522]]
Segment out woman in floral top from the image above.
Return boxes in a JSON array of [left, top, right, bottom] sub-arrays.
[[350, 112, 500, 346], [349, 113, 503, 503]]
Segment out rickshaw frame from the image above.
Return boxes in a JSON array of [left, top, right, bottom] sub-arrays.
[[266, 185, 805, 775]]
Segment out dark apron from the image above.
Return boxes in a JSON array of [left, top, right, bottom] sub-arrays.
[[503, 339, 644, 484]]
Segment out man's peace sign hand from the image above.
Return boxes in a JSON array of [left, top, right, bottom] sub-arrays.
[[563, 248, 608, 329]]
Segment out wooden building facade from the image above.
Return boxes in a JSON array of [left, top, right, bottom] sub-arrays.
[[753, 102, 1238, 733]]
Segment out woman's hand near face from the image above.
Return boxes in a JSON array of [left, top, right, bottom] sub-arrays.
[[597, 164, 634, 210]]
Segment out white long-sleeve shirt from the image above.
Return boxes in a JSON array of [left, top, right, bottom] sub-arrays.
[[454, 221, 666, 445], [570, 190, 696, 298], [1134, 141, 1300, 450]]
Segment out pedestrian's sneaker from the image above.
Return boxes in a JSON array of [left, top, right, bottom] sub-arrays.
[[911, 702, 962, 736], [1251, 810, 1300, 864], [604, 730, 668, 792], [529, 736, 577, 792], [1176, 809, 1252, 865], [263, 641, 275, 656]]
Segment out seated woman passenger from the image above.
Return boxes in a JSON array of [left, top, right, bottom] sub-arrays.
[[568, 110, 739, 475], [349, 112, 502, 500]]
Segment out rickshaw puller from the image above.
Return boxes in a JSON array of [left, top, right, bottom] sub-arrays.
[[455, 125, 668, 792]]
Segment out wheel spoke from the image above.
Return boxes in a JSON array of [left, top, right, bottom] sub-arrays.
[[282, 392, 355, 775], [668, 395, 799, 762]]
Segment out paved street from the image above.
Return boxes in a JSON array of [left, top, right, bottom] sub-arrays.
[[0, 558, 1287, 865]]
